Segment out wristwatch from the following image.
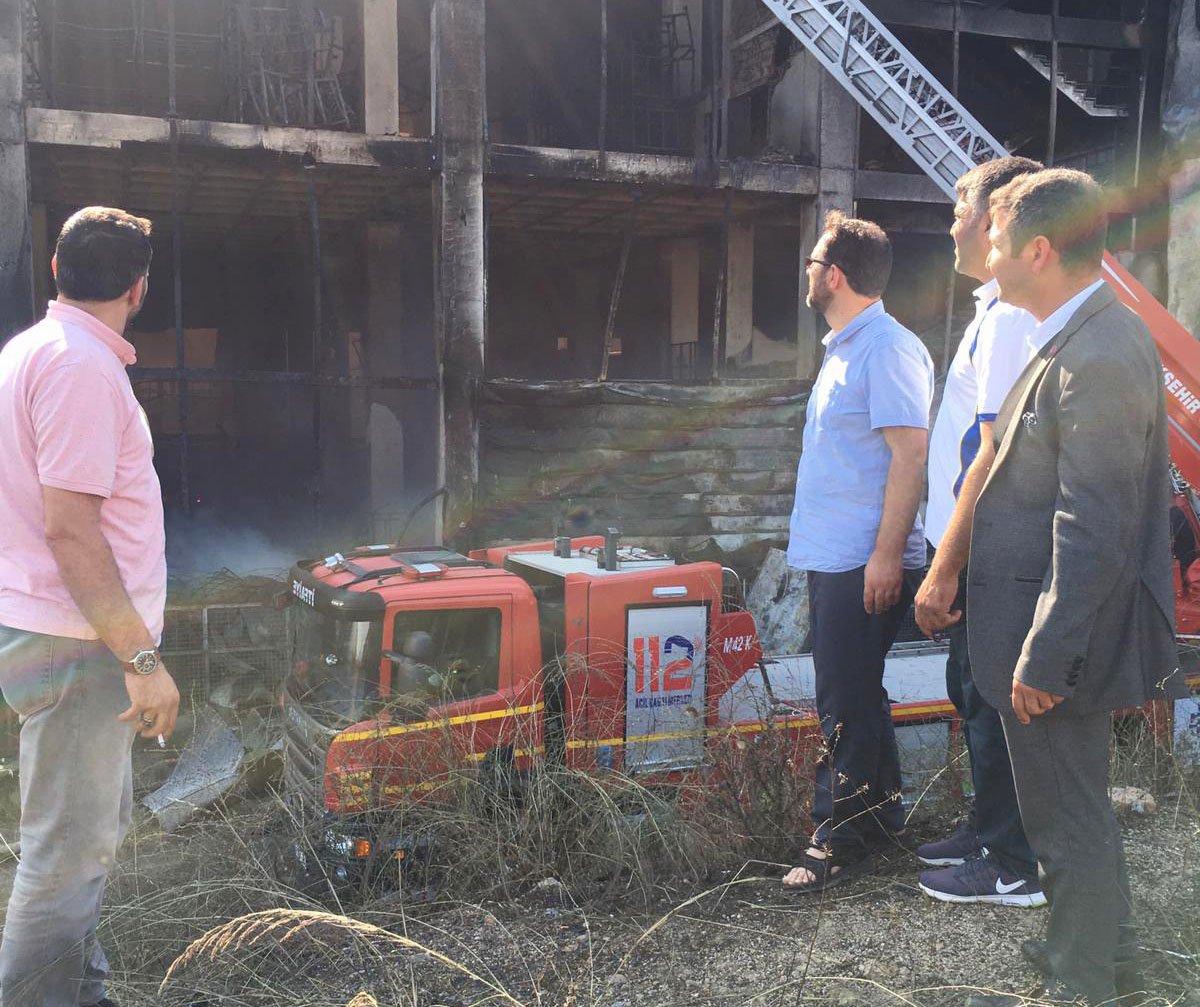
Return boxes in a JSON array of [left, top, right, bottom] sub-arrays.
[[126, 649, 160, 676]]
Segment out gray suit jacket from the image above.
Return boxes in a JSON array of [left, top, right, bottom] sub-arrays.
[[967, 284, 1186, 715]]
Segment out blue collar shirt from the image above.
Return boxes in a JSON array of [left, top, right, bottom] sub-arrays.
[[787, 300, 935, 573]]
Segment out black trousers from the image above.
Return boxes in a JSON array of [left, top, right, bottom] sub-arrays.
[[1001, 709, 1136, 1002], [944, 573, 1038, 878], [806, 566, 917, 852]]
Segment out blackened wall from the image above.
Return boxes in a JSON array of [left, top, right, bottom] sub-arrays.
[[475, 379, 807, 565]]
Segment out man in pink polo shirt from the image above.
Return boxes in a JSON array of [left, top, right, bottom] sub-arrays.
[[0, 207, 180, 1007]]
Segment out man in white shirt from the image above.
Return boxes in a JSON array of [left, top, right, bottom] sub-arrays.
[[913, 157, 1050, 907]]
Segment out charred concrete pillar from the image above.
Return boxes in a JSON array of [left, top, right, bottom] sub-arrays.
[[0, 0, 34, 341], [366, 221, 438, 544], [366, 222, 407, 539], [432, 0, 486, 546], [31, 202, 49, 308], [1164, 0, 1200, 338], [795, 64, 857, 378], [363, 0, 400, 134], [724, 222, 754, 363], [669, 237, 700, 352]]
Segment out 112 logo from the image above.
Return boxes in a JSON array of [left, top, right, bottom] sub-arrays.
[[632, 635, 696, 693]]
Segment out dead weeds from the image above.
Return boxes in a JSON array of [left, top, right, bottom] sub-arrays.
[[0, 714, 1196, 1007]]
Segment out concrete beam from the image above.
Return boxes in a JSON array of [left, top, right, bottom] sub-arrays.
[[869, 0, 1142, 49], [854, 170, 949, 204], [1, 0, 34, 340], [26, 107, 433, 170], [27, 109, 821, 198], [363, 0, 401, 135], [433, 0, 487, 546], [26, 108, 819, 201], [488, 143, 819, 194]]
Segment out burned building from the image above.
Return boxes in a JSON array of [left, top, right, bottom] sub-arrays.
[[0, 0, 1183, 572]]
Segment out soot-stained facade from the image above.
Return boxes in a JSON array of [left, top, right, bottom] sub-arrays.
[[0, 0, 1170, 572]]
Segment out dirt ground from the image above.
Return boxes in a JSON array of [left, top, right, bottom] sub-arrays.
[[0, 743, 1197, 1007], [244, 809, 1195, 1007]]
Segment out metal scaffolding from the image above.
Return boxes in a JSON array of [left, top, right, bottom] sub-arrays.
[[609, 10, 697, 155], [224, 1, 351, 129]]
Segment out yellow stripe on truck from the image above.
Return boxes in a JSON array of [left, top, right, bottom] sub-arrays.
[[564, 716, 822, 751], [333, 700, 954, 751], [332, 702, 545, 745]]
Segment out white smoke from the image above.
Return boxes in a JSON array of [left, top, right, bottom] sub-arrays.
[[165, 511, 299, 580]]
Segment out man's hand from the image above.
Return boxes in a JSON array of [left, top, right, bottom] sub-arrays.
[[867, 426, 926, 616], [914, 569, 963, 637], [1011, 680, 1065, 725], [863, 548, 903, 615], [119, 663, 180, 739]]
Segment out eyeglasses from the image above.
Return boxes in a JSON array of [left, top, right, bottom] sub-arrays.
[[805, 256, 835, 269]]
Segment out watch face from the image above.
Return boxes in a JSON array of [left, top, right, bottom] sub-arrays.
[[133, 651, 158, 675]]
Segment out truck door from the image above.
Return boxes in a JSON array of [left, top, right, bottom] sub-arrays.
[[378, 597, 542, 783], [624, 604, 709, 773], [573, 566, 718, 775]]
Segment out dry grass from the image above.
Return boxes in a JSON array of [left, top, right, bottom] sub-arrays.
[[0, 696, 1196, 1006]]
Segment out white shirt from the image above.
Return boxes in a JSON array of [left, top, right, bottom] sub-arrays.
[[1031, 278, 1107, 345], [925, 279, 1044, 549]]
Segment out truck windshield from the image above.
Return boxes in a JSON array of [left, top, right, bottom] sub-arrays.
[[288, 603, 383, 727]]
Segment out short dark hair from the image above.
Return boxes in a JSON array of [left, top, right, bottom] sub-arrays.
[[956, 156, 1044, 212], [989, 168, 1108, 273], [821, 210, 892, 297], [54, 207, 153, 301]]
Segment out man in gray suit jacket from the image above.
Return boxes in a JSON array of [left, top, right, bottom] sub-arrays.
[[965, 169, 1186, 1006]]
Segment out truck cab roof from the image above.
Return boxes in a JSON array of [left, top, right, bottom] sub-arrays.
[[292, 537, 686, 615]]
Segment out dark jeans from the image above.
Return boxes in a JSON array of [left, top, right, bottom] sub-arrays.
[[945, 574, 1038, 879], [807, 566, 918, 853]]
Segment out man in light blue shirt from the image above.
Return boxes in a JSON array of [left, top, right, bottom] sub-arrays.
[[782, 212, 934, 895]]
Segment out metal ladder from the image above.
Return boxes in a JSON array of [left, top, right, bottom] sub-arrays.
[[756, 0, 1004, 198], [755, 0, 1200, 513]]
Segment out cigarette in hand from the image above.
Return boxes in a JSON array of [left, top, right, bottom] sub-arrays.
[[157, 734, 166, 749]]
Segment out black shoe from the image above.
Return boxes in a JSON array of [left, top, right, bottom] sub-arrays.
[[917, 816, 981, 866], [1020, 939, 1147, 998], [919, 850, 1047, 907], [83, 999, 120, 1007]]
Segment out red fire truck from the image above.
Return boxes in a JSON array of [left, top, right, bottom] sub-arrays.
[[280, 533, 952, 881]]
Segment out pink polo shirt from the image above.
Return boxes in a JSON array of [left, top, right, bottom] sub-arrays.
[[0, 302, 166, 642]]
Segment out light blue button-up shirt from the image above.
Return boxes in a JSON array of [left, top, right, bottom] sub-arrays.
[[787, 300, 935, 574]]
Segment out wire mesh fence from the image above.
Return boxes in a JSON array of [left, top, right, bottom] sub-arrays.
[[161, 603, 292, 705], [0, 602, 292, 760]]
